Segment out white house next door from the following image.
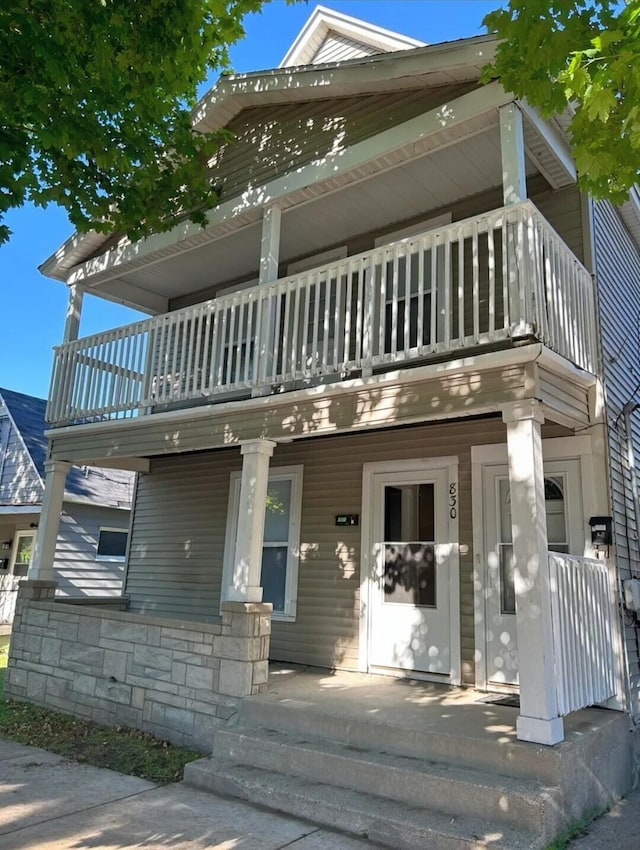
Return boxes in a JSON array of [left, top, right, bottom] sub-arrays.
[[364, 459, 460, 680]]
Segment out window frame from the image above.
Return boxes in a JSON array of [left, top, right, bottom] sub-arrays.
[[95, 527, 129, 562], [221, 465, 304, 622], [10, 529, 36, 578]]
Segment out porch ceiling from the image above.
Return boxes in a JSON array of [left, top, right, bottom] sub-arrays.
[[85, 123, 540, 312]]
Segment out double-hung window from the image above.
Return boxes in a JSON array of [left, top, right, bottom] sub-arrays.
[[222, 466, 303, 621]]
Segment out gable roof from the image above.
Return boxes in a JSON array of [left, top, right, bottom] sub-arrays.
[[0, 388, 133, 509], [280, 5, 425, 68]]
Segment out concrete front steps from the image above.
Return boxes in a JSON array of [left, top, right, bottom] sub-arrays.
[[184, 679, 633, 850]]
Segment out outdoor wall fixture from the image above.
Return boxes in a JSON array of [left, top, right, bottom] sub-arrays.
[[589, 516, 613, 547]]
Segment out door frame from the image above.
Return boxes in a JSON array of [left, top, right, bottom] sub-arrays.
[[471, 435, 597, 692], [359, 457, 461, 684]]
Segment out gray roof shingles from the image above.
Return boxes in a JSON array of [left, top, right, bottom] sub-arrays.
[[0, 388, 133, 509]]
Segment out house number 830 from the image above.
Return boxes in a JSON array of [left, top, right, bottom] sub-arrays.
[[449, 483, 457, 519]]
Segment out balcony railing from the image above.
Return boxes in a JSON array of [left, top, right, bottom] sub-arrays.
[[548, 553, 617, 715], [47, 200, 598, 426]]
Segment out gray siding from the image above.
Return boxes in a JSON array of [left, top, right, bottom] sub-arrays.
[[125, 416, 569, 682], [593, 199, 640, 718], [54, 503, 129, 597], [312, 33, 379, 64], [0, 407, 43, 506], [212, 85, 478, 204]]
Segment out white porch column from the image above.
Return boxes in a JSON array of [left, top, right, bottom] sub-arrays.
[[28, 460, 70, 582], [500, 102, 527, 205], [255, 205, 282, 392], [63, 284, 85, 343], [227, 439, 277, 603], [502, 400, 564, 745]]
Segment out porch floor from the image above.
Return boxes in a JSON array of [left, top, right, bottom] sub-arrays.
[[257, 663, 613, 748]]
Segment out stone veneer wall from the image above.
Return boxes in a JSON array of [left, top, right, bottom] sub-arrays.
[[4, 581, 272, 751]]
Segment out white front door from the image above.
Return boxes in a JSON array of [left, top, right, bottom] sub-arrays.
[[482, 459, 584, 688], [366, 461, 458, 678]]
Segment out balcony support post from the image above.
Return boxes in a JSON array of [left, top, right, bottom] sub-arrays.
[[28, 460, 71, 583], [226, 439, 277, 603], [63, 284, 85, 343], [500, 103, 527, 205], [502, 400, 564, 745], [255, 205, 282, 393]]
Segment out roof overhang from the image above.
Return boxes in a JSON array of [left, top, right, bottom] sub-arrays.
[[41, 36, 498, 286], [64, 81, 513, 301]]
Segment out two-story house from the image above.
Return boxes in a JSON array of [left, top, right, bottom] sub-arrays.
[[6, 7, 640, 848]]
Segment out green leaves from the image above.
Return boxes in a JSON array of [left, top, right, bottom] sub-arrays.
[[484, 0, 640, 203], [0, 0, 274, 243]]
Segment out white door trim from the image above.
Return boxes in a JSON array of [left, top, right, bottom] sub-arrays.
[[360, 456, 460, 684], [471, 435, 596, 691]]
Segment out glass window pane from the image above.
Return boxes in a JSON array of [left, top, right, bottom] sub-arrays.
[[97, 530, 128, 558], [499, 543, 516, 614], [264, 479, 292, 543], [499, 478, 512, 543], [261, 546, 288, 612], [14, 534, 34, 577], [384, 484, 434, 542], [383, 543, 436, 607]]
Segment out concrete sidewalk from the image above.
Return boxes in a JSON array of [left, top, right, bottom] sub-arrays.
[[1, 737, 638, 849], [0, 739, 379, 849]]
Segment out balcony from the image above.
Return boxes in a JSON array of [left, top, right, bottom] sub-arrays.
[[47, 201, 597, 427]]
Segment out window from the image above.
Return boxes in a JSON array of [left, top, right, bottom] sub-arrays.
[[96, 528, 128, 561], [497, 475, 569, 615], [11, 531, 35, 577], [222, 466, 303, 621]]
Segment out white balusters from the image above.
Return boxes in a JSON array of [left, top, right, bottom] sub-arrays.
[[548, 553, 617, 715], [46, 201, 599, 425]]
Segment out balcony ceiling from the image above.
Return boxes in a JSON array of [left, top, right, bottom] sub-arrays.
[[91, 123, 540, 312]]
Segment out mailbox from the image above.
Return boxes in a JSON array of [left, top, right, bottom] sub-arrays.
[[589, 516, 613, 547]]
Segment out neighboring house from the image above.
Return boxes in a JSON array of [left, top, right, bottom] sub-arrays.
[[6, 7, 640, 847], [0, 387, 134, 623]]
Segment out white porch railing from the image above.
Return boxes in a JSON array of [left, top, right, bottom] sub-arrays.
[[548, 552, 617, 716], [47, 200, 598, 426]]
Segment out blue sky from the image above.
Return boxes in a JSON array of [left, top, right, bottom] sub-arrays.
[[0, 0, 500, 399]]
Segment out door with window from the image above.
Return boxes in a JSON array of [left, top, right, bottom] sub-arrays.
[[482, 459, 583, 687], [367, 461, 458, 677]]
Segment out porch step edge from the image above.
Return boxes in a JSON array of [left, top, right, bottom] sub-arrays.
[[185, 757, 545, 850], [237, 696, 562, 783], [213, 725, 558, 833]]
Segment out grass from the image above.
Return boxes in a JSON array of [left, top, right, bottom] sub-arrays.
[[0, 648, 200, 784]]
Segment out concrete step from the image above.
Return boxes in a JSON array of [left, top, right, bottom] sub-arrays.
[[238, 695, 563, 784], [211, 725, 560, 835], [185, 758, 545, 850]]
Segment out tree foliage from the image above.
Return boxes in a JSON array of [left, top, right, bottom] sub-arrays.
[[485, 1, 640, 203], [0, 1, 273, 244]]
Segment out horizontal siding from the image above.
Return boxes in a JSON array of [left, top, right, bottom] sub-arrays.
[[594, 199, 640, 717], [311, 34, 379, 64], [125, 415, 569, 681], [538, 366, 590, 427], [531, 183, 584, 264], [0, 412, 42, 506], [54, 503, 129, 597], [125, 451, 239, 622], [50, 363, 530, 463], [212, 85, 478, 204]]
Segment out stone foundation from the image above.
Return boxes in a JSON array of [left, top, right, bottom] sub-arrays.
[[4, 581, 272, 751]]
